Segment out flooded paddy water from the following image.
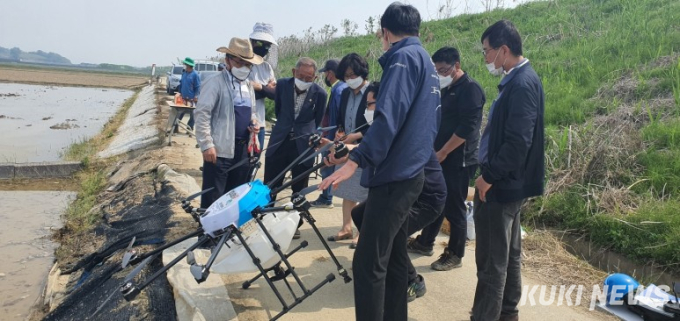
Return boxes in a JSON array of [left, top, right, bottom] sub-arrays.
[[0, 83, 133, 319], [0, 83, 133, 163], [0, 191, 75, 320]]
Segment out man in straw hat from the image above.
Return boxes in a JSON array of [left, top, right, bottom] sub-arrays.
[[248, 22, 278, 150], [194, 37, 263, 208]]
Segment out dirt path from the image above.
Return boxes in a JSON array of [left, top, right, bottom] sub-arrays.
[[0, 65, 148, 89]]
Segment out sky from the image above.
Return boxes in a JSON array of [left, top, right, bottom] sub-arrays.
[[0, 0, 527, 67]]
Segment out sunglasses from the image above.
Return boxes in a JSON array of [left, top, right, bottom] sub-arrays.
[[253, 40, 271, 50]]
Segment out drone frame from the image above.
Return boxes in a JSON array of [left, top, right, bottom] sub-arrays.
[[110, 134, 352, 321]]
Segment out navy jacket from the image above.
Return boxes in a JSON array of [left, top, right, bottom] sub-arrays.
[[348, 37, 440, 187], [419, 151, 447, 206], [266, 77, 327, 166], [481, 61, 545, 203]]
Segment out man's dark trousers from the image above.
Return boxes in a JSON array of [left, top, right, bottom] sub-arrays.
[[200, 140, 250, 209], [353, 172, 424, 321], [471, 192, 523, 320], [317, 151, 334, 203], [263, 133, 312, 197], [352, 199, 444, 284], [418, 164, 477, 257]]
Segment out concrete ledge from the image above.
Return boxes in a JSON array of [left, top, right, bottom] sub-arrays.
[[0, 161, 82, 179], [0, 164, 13, 179]]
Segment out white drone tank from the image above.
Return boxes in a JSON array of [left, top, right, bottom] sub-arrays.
[[210, 207, 300, 274]]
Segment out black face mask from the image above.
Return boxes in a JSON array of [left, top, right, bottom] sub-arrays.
[[253, 47, 269, 58], [324, 77, 332, 87]]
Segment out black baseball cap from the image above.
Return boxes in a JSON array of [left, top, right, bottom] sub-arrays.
[[319, 59, 340, 73]]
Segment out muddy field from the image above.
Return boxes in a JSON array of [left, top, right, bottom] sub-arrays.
[[0, 65, 148, 89]]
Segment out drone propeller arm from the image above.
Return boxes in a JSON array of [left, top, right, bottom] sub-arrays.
[[270, 142, 348, 197], [270, 159, 327, 197], [266, 134, 322, 189], [122, 234, 211, 301], [127, 229, 203, 267]]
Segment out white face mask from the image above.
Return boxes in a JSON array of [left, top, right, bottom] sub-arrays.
[[231, 65, 251, 80], [294, 78, 313, 91], [364, 110, 374, 123], [439, 75, 453, 88], [345, 77, 364, 90], [486, 50, 503, 77]]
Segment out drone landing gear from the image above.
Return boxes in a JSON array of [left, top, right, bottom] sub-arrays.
[[233, 193, 352, 320], [231, 226, 335, 321]]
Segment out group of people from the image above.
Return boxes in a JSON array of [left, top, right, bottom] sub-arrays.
[[185, 2, 544, 321]]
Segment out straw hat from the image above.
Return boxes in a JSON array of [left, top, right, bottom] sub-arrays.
[[216, 38, 263, 65]]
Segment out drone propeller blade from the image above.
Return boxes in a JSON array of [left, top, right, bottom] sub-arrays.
[[317, 125, 337, 132], [124, 254, 157, 284], [121, 236, 137, 269], [224, 157, 251, 174], [184, 187, 215, 203], [299, 184, 320, 197], [300, 143, 332, 164]]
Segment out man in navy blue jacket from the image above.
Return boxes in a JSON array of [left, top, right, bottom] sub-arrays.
[[320, 3, 440, 321], [471, 20, 545, 321], [264, 57, 327, 196]]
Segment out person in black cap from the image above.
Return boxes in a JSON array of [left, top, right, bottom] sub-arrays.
[[310, 59, 347, 208]]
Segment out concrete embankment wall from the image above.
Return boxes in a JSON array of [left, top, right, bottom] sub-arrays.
[[98, 85, 159, 158], [0, 161, 82, 179]]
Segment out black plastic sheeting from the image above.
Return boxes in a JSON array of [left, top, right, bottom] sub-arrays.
[[44, 177, 187, 321]]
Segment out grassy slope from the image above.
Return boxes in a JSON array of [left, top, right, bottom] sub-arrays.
[[273, 0, 680, 268]]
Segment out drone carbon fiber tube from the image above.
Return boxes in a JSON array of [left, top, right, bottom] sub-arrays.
[[269, 142, 348, 196], [266, 134, 322, 190]]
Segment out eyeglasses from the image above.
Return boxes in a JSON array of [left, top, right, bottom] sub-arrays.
[[482, 47, 498, 56], [436, 65, 454, 76], [228, 56, 252, 68]]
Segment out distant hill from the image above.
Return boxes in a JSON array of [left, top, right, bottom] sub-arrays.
[[0, 46, 171, 75], [0, 46, 71, 64]]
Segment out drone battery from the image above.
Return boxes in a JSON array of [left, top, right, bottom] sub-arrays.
[[201, 180, 271, 237]]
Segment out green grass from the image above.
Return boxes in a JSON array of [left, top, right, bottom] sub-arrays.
[[274, 0, 680, 126], [528, 189, 680, 266], [62, 166, 108, 233], [638, 119, 680, 196], [270, 0, 680, 269]]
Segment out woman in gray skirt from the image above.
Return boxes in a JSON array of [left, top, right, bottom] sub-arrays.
[[326, 59, 379, 248]]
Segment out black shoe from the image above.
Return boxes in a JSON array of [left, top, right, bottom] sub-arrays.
[[293, 229, 301, 239], [309, 199, 333, 208], [406, 236, 434, 256], [407, 274, 426, 302], [430, 248, 462, 271]]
